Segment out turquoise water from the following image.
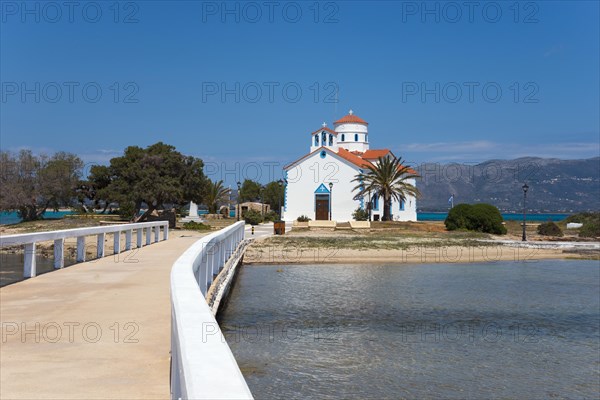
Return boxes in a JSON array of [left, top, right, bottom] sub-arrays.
[[1, 211, 569, 224], [220, 260, 600, 399], [418, 212, 570, 222], [0, 211, 74, 225]]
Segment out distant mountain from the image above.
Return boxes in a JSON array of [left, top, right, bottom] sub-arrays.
[[415, 157, 600, 213]]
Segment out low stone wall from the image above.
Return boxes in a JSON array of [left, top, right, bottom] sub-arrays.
[[350, 221, 371, 229], [309, 220, 337, 228]]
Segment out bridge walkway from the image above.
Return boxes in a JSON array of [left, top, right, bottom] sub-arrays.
[[0, 230, 210, 400]]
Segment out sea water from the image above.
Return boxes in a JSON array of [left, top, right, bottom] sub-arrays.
[[220, 260, 600, 399]]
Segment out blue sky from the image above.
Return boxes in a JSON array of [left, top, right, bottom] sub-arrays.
[[1, 0, 598, 183]]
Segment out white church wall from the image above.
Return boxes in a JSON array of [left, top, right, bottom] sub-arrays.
[[283, 150, 363, 222]]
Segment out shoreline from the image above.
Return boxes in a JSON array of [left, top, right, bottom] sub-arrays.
[[243, 247, 593, 265], [244, 231, 599, 265]]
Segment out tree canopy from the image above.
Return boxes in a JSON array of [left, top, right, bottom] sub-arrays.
[[204, 180, 231, 214], [89, 142, 208, 221], [239, 179, 262, 202], [0, 150, 83, 221], [352, 156, 420, 221], [262, 180, 285, 216]]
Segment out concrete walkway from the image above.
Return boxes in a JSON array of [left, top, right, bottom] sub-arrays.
[[0, 231, 209, 400], [244, 222, 291, 239]]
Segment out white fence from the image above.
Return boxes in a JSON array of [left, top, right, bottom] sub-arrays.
[[0, 221, 169, 278], [170, 221, 253, 400]]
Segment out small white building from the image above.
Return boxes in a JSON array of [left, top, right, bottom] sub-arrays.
[[282, 111, 417, 222]]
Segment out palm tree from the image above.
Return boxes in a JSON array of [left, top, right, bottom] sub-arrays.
[[204, 180, 230, 214], [352, 156, 420, 221]]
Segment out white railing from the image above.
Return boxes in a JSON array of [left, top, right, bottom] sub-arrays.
[[170, 221, 252, 400], [0, 221, 169, 278]]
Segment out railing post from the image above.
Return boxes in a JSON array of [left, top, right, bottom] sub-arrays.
[[54, 238, 65, 269], [200, 246, 208, 295], [125, 230, 132, 251], [208, 245, 214, 289], [221, 240, 226, 270], [114, 231, 121, 254], [137, 228, 143, 248], [163, 224, 169, 240], [154, 225, 160, 242], [76, 236, 86, 262], [24, 242, 36, 278], [146, 227, 152, 246], [97, 233, 105, 258]]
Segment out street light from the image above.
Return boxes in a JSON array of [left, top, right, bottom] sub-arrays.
[[367, 191, 372, 221], [522, 183, 529, 241], [236, 181, 241, 221], [259, 186, 265, 216], [328, 182, 333, 221], [277, 179, 284, 221]]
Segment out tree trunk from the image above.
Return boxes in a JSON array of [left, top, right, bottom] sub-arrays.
[[136, 203, 155, 222], [18, 204, 43, 222], [382, 197, 392, 221]]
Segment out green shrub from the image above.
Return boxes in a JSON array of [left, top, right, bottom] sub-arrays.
[[579, 221, 600, 238], [182, 221, 211, 231], [537, 221, 563, 237], [297, 215, 311, 222], [263, 211, 279, 222], [118, 201, 136, 220], [563, 212, 600, 224], [352, 208, 369, 221], [244, 209, 263, 225], [445, 204, 473, 231], [562, 212, 600, 238], [445, 203, 507, 234]]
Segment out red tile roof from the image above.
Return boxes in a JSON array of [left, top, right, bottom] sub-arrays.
[[362, 149, 391, 159], [336, 148, 373, 169], [310, 127, 337, 136], [334, 113, 368, 125]]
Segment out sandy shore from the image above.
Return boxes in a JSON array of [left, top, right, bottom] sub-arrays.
[[244, 227, 599, 264], [244, 243, 578, 264]]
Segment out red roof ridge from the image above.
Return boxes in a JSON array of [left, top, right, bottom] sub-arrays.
[[310, 126, 337, 136], [336, 147, 373, 169], [362, 149, 391, 159], [334, 113, 368, 125]]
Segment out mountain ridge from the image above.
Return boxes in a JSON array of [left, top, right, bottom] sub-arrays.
[[414, 157, 599, 213]]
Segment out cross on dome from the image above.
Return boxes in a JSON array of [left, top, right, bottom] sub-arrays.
[[349, 109, 353, 115], [322, 122, 327, 127]]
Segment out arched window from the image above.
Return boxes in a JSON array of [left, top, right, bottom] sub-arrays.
[[366, 134, 368, 142], [329, 134, 333, 146], [341, 134, 345, 141], [321, 131, 327, 144], [373, 194, 379, 211], [314, 135, 319, 146], [354, 134, 358, 142]]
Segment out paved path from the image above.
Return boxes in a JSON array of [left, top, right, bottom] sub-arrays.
[[478, 239, 600, 250], [244, 222, 291, 239], [0, 231, 210, 400]]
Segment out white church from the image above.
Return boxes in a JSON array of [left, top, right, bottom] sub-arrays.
[[282, 111, 417, 222]]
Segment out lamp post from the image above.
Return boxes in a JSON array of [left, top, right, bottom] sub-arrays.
[[277, 179, 284, 221], [328, 182, 333, 221], [236, 181, 241, 221], [522, 183, 529, 241], [259, 186, 265, 216], [367, 191, 372, 221]]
